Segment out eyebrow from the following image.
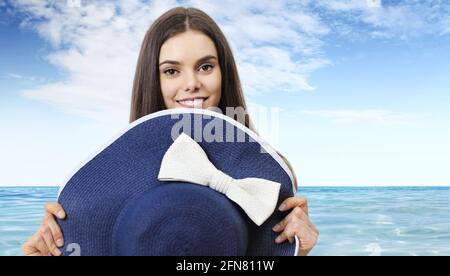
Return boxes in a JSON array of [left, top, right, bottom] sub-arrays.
[[159, 55, 217, 67]]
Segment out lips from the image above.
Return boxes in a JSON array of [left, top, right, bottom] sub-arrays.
[[176, 97, 208, 108]]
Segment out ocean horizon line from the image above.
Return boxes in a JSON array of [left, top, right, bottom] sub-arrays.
[[1, 185, 449, 188]]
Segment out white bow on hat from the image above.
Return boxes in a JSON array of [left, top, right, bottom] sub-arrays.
[[158, 133, 281, 226]]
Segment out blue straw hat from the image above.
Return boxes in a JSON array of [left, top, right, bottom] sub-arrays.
[[57, 109, 298, 256]]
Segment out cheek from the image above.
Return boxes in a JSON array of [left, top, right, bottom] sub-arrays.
[[160, 79, 178, 109], [205, 72, 222, 107]]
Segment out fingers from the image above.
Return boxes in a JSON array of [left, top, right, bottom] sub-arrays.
[[272, 211, 292, 233], [44, 202, 66, 219], [28, 252, 45, 256], [26, 233, 51, 256], [44, 213, 64, 248], [35, 236, 52, 256], [43, 202, 65, 253], [278, 196, 308, 215], [273, 207, 320, 254], [273, 208, 301, 240], [23, 233, 52, 256], [40, 227, 61, 256], [291, 207, 319, 234], [275, 217, 308, 244], [273, 206, 318, 235], [275, 218, 318, 255], [22, 234, 41, 256], [22, 202, 66, 257]]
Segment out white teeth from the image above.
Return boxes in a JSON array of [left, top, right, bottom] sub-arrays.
[[178, 98, 205, 108], [194, 98, 203, 108]]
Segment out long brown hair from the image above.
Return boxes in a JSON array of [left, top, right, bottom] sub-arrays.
[[129, 7, 298, 190]]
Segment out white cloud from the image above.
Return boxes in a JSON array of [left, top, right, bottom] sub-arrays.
[[10, 0, 450, 123], [11, 0, 330, 122], [6, 73, 24, 79], [362, 5, 427, 38], [3, 73, 47, 85], [316, 0, 450, 39], [12, 0, 178, 122], [439, 15, 450, 35], [236, 47, 330, 95], [315, 0, 380, 12], [300, 109, 419, 126], [366, 0, 381, 9]]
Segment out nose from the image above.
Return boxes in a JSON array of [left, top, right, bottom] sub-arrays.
[[183, 70, 201, 93]]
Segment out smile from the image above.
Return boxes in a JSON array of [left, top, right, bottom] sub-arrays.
[[176, 97, 208, 108]]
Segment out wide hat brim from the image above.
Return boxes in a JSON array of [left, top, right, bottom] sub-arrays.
[[57, 108, 298, 256]]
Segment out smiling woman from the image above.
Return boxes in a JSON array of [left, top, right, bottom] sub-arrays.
[[158, 31, 222, 110], [22, 6, 318, 256], [129, 7, 247, 124]]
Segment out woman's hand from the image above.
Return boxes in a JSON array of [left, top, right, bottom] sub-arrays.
[[272, 196, 319, 256], [22, 202, 66, 256]]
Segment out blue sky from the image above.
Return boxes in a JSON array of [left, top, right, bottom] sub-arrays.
[[1, 0, 449, 186]]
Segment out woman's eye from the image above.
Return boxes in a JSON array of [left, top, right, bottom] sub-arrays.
[[199, 64, 214, 72], [163, 69, 178, 76]]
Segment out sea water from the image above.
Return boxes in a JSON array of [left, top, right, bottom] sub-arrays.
[[0, 186, 449, 256]]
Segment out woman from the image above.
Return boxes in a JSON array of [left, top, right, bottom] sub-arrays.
[[22, 7, 318, 256]]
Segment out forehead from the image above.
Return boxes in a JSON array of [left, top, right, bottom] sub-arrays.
[[159, 30, 218, 63]]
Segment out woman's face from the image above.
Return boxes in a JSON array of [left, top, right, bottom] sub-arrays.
[[159, 30, 222, 110]]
